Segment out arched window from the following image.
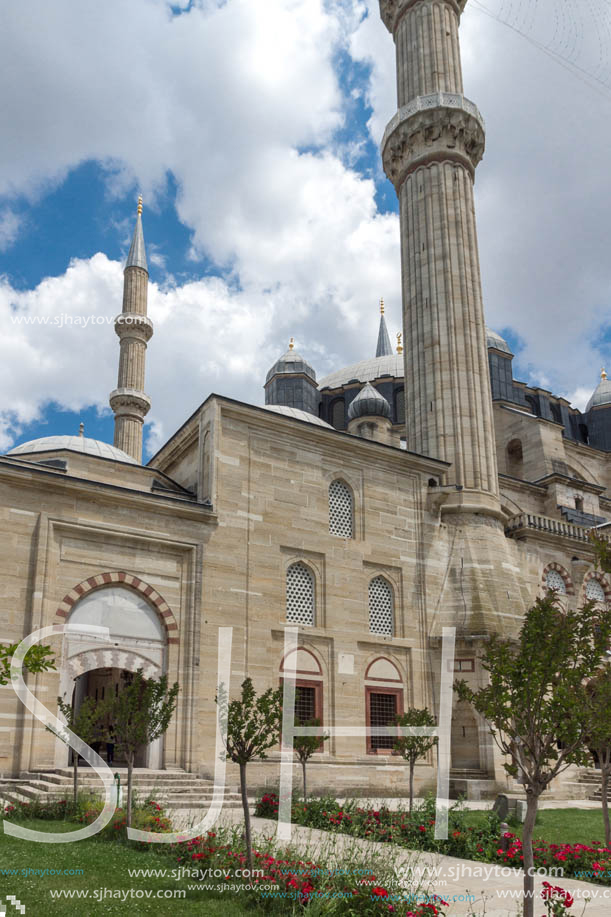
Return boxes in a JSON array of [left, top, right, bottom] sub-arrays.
[[394, 388, 405, 424], [585, 578, 606, 603], [545, 569, 567, 594], [329, 479, 353, 538], [331, 398, 345, 431], [365, 657, 403, 753], [506, 439, 523, 477], [286, 562, 315, 626], [369, 576, 394, 636]]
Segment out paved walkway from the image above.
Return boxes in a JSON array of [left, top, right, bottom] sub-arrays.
[[170, 801, 609, 916]]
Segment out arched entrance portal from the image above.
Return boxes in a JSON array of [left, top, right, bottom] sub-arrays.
[[57, 585, 167, 769]]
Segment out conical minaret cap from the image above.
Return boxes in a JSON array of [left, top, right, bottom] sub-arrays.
[[376, 299, 393, 357], [125, 196, 148, 272]]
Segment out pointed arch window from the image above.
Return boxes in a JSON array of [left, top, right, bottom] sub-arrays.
[[585, 578, 606, 603], [545, 569, 567, 595], [329, 479, 353, 538], [286, 562, 315, 626], [368, 576, 394, 636]]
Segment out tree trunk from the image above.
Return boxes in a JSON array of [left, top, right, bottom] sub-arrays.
[[239, 762, 253, 872], [409, 760, 415, 814], [302, 760, 307, 802], [73, 755, 78, 807], [602, 766, 611, 849], [521, 791, 540, 917], [126, 752, 134, 829]]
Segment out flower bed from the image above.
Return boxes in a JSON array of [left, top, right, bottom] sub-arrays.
[[172, 830, 449, 915], [255, 793, 611, 886]]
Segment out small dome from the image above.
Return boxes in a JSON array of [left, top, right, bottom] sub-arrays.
[[486, 327, 513, 355], [348, 383, 391, 421], [265, 340, 316, 385], [586, 370, 611, 412], [6, 435, 138, 464], [263, 405, 333, 428]]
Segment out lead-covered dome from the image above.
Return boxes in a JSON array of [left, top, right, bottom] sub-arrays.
[[6, 435, 138, 464], [265, 340, 316, 385], [586, 369, 611, 412], [486, 328, 513, 355], [348, 383, 391, 421]]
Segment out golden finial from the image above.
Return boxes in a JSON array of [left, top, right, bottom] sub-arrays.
[[602, 368, 608, 381], [380, 298, 385, 315], [289, 337, 295, 350], [396, 332, 403, 355], [79, 422, 85, 438], [137, 195, 143, 216]]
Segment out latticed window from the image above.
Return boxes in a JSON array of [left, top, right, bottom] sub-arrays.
[[295, 686, 316, 723], [545, 569, 566, 594], [369, 692, 397, 751], [286, 562, 315, 626], [585, 578, 606, 603], [329, 480, 353, 538], [369, 576, 394, 636]]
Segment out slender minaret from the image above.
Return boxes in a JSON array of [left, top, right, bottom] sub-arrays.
[[380, 0, 499, 512], [109, 197, 153, 463]]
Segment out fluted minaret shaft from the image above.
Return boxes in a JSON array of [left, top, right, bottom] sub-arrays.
[[109, 198, 153, 463], [380, 0, 499, 506]]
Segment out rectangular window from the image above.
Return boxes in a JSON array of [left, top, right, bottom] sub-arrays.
[[366, 688, 403, 753], [451, 659, 475, 672], [280, 678, 324, 750]]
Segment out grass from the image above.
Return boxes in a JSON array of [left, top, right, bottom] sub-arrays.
[[0, 819, 266, 916], [457, 807, 608, 846]]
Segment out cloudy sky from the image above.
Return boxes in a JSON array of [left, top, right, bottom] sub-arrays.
[[1, 0, 610, 458]]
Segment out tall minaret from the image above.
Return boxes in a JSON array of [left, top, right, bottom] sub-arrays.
[[380, 0, 499, 513], [109, 197, 153, 463]]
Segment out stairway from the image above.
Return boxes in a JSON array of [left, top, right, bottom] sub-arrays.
[[0, 768, 248, 811]]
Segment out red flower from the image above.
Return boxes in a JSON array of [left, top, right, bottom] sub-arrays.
[[372, 887, 389, 898]]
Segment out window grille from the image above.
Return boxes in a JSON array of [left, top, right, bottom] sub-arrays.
[[369, 576, 394, 636], [585, 578, 605, 603], [545, 569, 566, 594], [295, 686, 316, 723], [369, 692, 397, 750], [286, 562, 315, 626], [329, 480, 353, 538]]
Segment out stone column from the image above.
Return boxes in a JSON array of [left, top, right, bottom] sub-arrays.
[[380, 0, 499, 514]]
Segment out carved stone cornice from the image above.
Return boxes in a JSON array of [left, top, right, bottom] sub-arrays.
[[108, 388, 152, 418], [382, 97, 485, 189], [379, 0, 466, 33], [113, 313, 154, 342]]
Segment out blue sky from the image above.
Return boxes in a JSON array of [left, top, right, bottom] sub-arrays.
[[1, 0, 610, 458]]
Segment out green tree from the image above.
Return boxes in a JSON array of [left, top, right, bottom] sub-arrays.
[[293, 716, 328, 801], [105, 670, 178, 827], [392, 708, 438, 814], [455, 594, 611, 917], [51, 696, 104, 805], [582, 666, 611, 847], [218, 677, 282, 871], [1, 642, 56, 686]]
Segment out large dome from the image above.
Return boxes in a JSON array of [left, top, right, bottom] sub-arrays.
[[319, 354, 403, 391], [6, 435, 138, 464]]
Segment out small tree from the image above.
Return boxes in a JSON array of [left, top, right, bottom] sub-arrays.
[[1, 642, 55, 686], [392, 708, 438, 814], [455, 594, 611, 917], [293, 716, 329, 801], [582, 665, 611, 847], [106, 670, 178, 827], [52, 696, 103, 805], [218, 678, 282, 871]]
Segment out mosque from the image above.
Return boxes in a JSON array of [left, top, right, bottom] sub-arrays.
[[1, 0, 610, 797]]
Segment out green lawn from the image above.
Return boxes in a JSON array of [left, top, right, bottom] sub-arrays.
[[459, 807, 608, 846], [0, 819, 266, 916]]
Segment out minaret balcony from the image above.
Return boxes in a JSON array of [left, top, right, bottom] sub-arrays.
[[380, 0, 468, 34], [113, 313, 154, 342], [109, 388, 152, 418]]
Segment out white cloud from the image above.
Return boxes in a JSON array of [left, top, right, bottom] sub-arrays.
[[0, 209, 22, 251]]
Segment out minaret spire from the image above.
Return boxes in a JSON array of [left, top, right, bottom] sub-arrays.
[[375, 298, 393, 357], [109, 196, 153, 463], [380, 0, 499, 513]]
